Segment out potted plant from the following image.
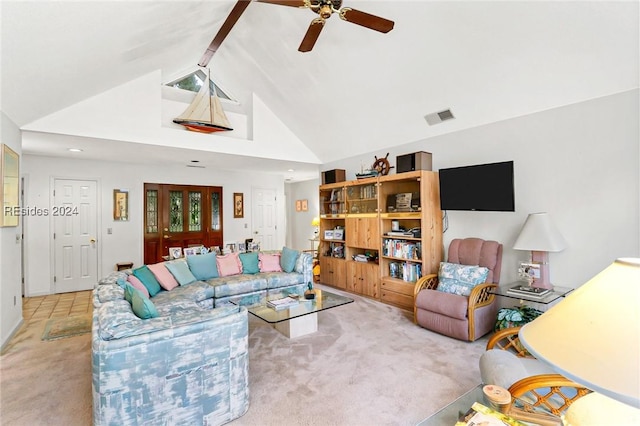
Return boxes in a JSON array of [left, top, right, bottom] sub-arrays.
[[495, 305, 543, 331]]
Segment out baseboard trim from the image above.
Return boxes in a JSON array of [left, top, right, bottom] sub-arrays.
[[1, 318, 24, 353]]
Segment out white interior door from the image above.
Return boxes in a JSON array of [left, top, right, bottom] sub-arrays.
[[53, 179, 98, 293], [252, 188, 277, 250]]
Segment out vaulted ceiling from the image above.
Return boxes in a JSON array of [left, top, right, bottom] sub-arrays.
[[2, 1, 638, 181]]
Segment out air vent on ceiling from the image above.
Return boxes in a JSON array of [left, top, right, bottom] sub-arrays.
[[424, 108, 455, 126]]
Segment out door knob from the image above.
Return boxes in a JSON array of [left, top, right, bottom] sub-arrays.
[[89, 237, 96, 243]]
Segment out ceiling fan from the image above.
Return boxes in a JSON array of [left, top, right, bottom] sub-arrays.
[[198, 0, 394, 65], [258, 0, 395, 52]]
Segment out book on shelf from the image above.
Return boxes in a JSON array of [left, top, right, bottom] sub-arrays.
[[507, 284, 551, 299], [267, 296, 299, 311]]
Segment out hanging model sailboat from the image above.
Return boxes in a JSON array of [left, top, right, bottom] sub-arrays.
[[173, 70, 233, 133]]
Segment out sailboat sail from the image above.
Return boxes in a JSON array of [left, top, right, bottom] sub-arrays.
[[173, 70, 233, 133]]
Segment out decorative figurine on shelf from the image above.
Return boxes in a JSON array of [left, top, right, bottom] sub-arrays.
[[304, 282, 316, 300], [356, 152, 395, 179]]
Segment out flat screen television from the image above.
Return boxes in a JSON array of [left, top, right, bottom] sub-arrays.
[[438, 161, 515, 212]]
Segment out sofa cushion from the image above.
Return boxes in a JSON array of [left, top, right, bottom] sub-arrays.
[[132, 265, 162, 297], [148, 263, 179, 291], [259, 253, 282, 272], [151, 281, 215, 309], [131, 289, 159, 319], [164, 260, 197, 286], [127, 275, 150, 298], [415, 288, 468, 320], [264, 272, 305, 289], [186, 252, 219, 280], [436, 262, 489, 296], [217, 253, 242, 277], [207, 274, 268, 298], [239, 252, 260, 274], [124, 283, 135, 303], [280, 247, 300, 273]]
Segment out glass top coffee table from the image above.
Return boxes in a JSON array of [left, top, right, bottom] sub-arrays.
[[416, 384, 484, 425], [238, 289, 354, 338]]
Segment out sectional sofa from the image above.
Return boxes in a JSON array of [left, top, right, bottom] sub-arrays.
[[92, 248, 313, 425]]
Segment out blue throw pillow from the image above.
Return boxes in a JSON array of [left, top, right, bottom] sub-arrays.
[[124, 283, 135, 303], [239, 252, 260, 274], [186, 252, 219, 280], [436, 262, 489, 296], [131, 289, 159, 319], [165, 261, 197, 285], [132, 265, 162, 297], [280, 246, 300, 273], [116, 277, 127, 288]]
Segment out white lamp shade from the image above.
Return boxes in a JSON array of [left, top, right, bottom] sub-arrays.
[[519, 258, 640, 408], [513, 212, 567, 252]]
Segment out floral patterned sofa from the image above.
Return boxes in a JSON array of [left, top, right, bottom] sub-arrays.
[[92, 248, 312, 425]]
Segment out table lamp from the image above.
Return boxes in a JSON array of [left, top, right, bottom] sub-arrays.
[[311, 217, 320, 238], [513, 212, 567, 289], [519, 258, 640, 422]]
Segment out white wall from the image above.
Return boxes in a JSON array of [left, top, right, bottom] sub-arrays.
[[1, 112, 24, 348], [322, 90, 640, 288], [21, 150, 287, 296], [286, 178, 321, 252]]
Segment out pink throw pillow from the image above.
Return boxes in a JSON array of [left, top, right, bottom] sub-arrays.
[[259, 253, 282, 272], [127, 275, 150, 298], [216, 253, 242, 277], [147, 263, 179, 291]]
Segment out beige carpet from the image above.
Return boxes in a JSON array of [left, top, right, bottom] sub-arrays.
[[0, 285, 487, 425]]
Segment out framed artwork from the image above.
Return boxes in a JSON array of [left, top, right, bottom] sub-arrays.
[[211, 246, 221, 255], [169, 247, 182, 259], [238, 243, 246, 253], [183, 247, 199, 256], [113, 189, 129, 221], [301, 199, 308, 212], [324, 230, 334, 240], [234, 193, 244, 218], [295, 200, 302, 212], [1, 144, 19, 227]]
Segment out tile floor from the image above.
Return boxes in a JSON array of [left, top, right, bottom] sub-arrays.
[[22, 291, 92, 322]]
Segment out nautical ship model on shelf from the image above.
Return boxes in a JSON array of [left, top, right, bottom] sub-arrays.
[[173, 68, 233, 133]]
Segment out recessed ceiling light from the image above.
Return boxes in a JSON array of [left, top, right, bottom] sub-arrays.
[[68, 148, 83, 152], [287, 169, 294, 172]]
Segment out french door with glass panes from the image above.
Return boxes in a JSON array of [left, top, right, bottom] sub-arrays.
[[144, 183, 223, 264]]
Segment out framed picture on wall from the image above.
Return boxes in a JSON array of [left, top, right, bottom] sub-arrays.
[[295, 200, 302, 212], [1, 144, 19, 227], [113, 189, 129, 221], [234, 193, 244, 218], [301, 199, 308, 212]]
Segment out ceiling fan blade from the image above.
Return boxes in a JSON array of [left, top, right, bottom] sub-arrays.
[[256, 0, 309, 8], [298, 18, 325, 52], [198, 0, 252, 67], [339, 7, 394, 33]]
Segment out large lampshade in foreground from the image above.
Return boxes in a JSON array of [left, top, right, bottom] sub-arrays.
[[519, 258, 640, 408]]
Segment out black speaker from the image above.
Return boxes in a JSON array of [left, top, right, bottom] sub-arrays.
[[396, 151, 432, 173], [322, 169, 346, 185]]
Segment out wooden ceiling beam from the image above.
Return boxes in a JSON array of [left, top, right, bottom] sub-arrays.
[[198, 0, 253, 67]]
